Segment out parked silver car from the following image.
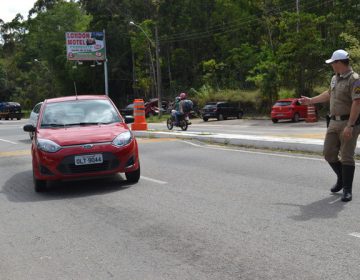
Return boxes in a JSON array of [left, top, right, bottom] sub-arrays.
[[28, 102, 43, 139]]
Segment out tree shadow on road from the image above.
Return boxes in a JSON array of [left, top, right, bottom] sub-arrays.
[[1, 170, 135, 203], [275, 195, 345, 221]]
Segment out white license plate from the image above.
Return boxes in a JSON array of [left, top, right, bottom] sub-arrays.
[[276, 114, 284, 117], [75, 154, 103, 166]]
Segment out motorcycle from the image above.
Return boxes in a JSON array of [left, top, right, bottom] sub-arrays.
[[167, 112, 191, 131]]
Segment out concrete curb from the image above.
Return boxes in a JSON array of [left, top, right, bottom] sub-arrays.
[[133, 130, 328, 153]]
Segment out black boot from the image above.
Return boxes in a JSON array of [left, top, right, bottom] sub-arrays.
[[329, 161, 342, 193], [341, 165, 355, 202]]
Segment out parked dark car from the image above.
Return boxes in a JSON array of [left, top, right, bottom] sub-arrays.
[[120, 98, 168, 117], [271, 98, 312, 123], [120, 103, 135, 116], [201, 102, 243, 121], [0, 102, 22, 120]]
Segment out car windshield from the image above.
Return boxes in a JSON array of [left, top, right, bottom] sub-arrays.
[[40, 99, 121, 128], [274, 101, 292, 106], [204, 103, 217, 109]]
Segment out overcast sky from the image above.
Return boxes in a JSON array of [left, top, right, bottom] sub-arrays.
[[0, 0, 36, 22]]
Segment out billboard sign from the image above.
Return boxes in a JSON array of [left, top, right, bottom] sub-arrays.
[[66, 31, 106, 61]]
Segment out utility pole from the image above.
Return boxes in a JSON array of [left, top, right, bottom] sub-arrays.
[[296, 0, 300, 33], [154, 24, 162, 117], [129, 21, 161, 115]]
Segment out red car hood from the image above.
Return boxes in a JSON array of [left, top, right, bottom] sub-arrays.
[[37, 123, 129, 146]]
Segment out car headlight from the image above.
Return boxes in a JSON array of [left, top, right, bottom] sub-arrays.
[[37, 138, 62, 153], [112, 131, 133, 147]]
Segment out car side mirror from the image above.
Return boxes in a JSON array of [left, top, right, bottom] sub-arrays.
[[23, 124, 36, 132], [124, 115, 134, 124]]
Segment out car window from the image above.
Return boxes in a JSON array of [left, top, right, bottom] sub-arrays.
[[33, 103, 42, 114], [41, 99, 121, 127], [274, 101, 292, 106], [203, 104, 216, 109]]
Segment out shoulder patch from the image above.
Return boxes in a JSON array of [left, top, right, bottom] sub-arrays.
[[353, 79, 360, 95], [354, 79, 360, 86]]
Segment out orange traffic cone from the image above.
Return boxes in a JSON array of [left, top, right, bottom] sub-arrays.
[[305, 104, 317, 123], [131, 99, 148, 130]]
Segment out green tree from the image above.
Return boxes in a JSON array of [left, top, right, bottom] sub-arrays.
[[247, 46, 279, 109], [276, 12, 325, 97]]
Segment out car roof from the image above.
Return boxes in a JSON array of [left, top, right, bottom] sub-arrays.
[[205, 101, 226, 105], [44, 95, 108, 104], [275, 98, 298, 102]]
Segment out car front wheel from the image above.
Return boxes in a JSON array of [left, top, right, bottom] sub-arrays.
[[125, 166, 140, 183], [33, 172, 47, 192]]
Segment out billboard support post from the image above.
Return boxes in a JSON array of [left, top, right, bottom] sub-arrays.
[[103, 29, 109, 96], [65, 31, 108, 95]]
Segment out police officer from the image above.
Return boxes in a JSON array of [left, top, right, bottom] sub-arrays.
[[300, 49, 360, 202]]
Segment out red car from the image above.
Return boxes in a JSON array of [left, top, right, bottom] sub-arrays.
[[271, 98, 309, 123], [23, 95, 140, 192], [120, 98, 168, 117]]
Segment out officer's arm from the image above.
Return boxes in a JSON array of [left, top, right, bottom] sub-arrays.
[[347, 80, 360, 127], [347, 99, 360, 128], [300, 90, 330, 105], [310, 90, 331, 104]]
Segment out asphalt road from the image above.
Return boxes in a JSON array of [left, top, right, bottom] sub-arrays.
[[1, 120, 360, 279]]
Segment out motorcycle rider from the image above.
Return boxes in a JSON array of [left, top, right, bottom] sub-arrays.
[[174, 92, 187, 125]]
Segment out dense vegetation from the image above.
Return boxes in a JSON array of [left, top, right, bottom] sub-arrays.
[[0, 0, 360, 112]]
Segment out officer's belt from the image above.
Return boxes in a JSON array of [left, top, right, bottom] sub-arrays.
[[330, 115, 350, 121]]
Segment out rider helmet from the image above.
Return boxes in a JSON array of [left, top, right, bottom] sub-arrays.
[[179, 92, 187, 99]]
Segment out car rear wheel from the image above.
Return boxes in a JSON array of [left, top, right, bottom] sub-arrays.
[[125, 166, 140, 183], [217, 114, 224, 121], [292, 113, 300, 122], [272, 118, 278, 123], [203, 117, 208, 122]]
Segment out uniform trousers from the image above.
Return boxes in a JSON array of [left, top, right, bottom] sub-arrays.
[[323, 120, 360, 166]]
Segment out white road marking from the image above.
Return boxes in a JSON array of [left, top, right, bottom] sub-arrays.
[[349, 232, 360, 238], [328, 198, 341, 204], [141, 176, 167, 185], [0, 138, 17, 144], [182, 140, 203, 147]]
